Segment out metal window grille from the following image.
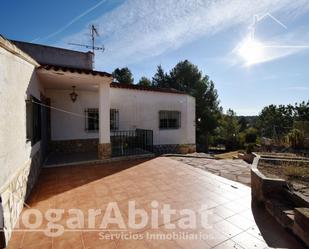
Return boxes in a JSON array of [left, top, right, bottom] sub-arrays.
[[85, 108, 119, 132], [111, 129, 153, 157], [85, 108, 99, 132], [26, 96, 41, 144], [159, 111, 181, 129], [110, 109, 119, 131]]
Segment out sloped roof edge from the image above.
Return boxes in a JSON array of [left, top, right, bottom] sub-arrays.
[[38, 64, 112, 77], [110, 82, 188, 95], [0, 35, 39, 66]]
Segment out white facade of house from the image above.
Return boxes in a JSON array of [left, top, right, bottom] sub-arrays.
[[0, 39, 42, 189], [45, 88, 195, 145], [0, 37, 196, 247], [0, 37, 44, 246]]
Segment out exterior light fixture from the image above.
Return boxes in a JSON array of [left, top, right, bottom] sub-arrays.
[[70, 86, 78, 102]]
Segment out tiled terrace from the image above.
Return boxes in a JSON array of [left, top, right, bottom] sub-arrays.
[[169, 156, 251, 186], [6, 157, 305, 249]]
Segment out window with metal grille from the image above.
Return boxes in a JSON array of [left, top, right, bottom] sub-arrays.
[[85, 108, 119, 132], [110, 109, 119, 131], [85, 108, 99, 132], [159, 111, 181, 129], [26, 96, 41, 145]]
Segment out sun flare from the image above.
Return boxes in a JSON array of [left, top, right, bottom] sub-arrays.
[[237, 39, 265, 66]]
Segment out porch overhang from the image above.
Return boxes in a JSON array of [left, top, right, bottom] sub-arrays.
[[37, 64, 113, 159], [37, 64, 112, 91]]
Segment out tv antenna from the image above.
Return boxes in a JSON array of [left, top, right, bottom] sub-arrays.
[[68, 25, 105, 54]]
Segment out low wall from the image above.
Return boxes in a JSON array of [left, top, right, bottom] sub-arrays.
[[0, 150, 42, 248], [251, 154, 309, 247], [153, 144, 196, 154], [49, 139, 99, 153], [251, 157, 288, 205], [49, 138, 196, 155]]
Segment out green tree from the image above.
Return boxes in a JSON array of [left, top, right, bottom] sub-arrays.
[[169, 60, 202, 92], [152, 65, 170, 88], [166, 60, 221, 150], [138, 76, 152, 86], [112, 67, 134, 84], [216, 109, 240, 150], [245, 127, 258, 143], [239, 116, 248, 132], [257, 104, 293, 139], [294, 101, 309, 121]]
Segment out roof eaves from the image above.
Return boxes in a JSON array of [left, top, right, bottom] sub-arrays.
[[38, 64, 112, 78], [0, 35, 39, 66], [110, 82, 188, 95]]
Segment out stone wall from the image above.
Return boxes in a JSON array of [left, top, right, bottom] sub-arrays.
[[153, 144, 196, 154], [98, 143, 112, 159], [49, 139, 99, 153], [0, 150, 42, 248], [49, 139, 196, 156], [251, 154, 309, 247]]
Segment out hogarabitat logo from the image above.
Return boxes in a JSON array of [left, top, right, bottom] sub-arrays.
[[7, 198, 214, 237]]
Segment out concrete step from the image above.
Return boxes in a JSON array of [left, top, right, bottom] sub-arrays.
[[265, 198, 295, 228]]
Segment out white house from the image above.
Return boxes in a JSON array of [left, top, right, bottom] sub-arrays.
[[0, 36, 195, 246]]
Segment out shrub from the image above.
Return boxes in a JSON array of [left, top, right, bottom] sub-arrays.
[[287, 129, 304, 149], [246, 143, 255, 154], [245, 127, 258, 143]]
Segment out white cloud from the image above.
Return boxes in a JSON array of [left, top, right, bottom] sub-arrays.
[[286, 86, 309, 91], [57, 0, 309, 69]]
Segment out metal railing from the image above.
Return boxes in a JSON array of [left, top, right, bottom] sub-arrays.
[[110, 129, 153, 157]]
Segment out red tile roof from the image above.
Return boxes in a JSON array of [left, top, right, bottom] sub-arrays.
[[38, 64, 188, 95], [110, 82, 187, 95], [38, 64, 112, 77]]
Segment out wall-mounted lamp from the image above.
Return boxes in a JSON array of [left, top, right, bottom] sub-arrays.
[[70, 86, 78, 102]]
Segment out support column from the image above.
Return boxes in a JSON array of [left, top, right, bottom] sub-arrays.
[[98, 81, 111, 159]]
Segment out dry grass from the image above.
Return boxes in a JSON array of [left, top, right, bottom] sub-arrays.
[[258, 160, 309, 187], [258, 152, 298, 157], [215, 151, 239, 160], [283, 166, 309, 178]]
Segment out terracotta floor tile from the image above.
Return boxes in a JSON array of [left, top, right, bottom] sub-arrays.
[[246, 225, 265, 242], [6, 157, 307, 249], [200, 228, 228, 247], [199, 211, 223, 228], [213, 220, 243, 238], [174, 237, 211, 249], [221, 202, 249, 213], [147, 239, 182, 249], [239, 209, 256, 222], [211, 206, 236, 219], [22, 242, 52, 249], [213, 239, 243, 249], [21, 231, 52, 249], [226, 214, 255, 230], [142, 228, 171, 248], [53, 232, 84, 249], [117, 239, 150, 249], [5, 231, 24, 249], [82, 231, 114, 248], [231, 231, 268, 249]]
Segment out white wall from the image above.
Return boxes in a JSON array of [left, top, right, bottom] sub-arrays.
[[46, 87, 195, 145], [0, 45, 42, 188], [111, 88, 196, 145], [46, 89, 99, 140]]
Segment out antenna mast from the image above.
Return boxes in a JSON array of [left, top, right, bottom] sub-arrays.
[[91, 24, 98, 54], [68, 24, 105, 54]]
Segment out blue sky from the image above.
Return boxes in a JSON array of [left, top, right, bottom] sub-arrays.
[[1, 0, 309, 115]]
